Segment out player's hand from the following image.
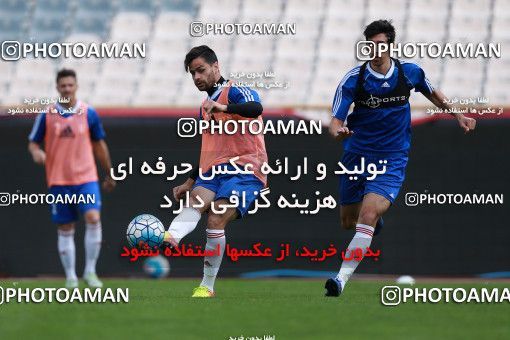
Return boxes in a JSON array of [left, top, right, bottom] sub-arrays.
[[202, 100, 227, 118], [456, 114, 476, 133], [335, 126, 354, 141], [32, 149, 46, 165], [173, 178, 194, 201], [102, 175, 116, 193]]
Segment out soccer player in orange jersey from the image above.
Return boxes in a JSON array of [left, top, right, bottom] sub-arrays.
[[28, 69, 116, 288], [163, 45, 267, 297]]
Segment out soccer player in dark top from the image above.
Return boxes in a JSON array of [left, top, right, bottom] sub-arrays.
[[325, 20, 476, 297]]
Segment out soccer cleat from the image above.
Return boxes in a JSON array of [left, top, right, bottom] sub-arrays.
[[84, 272, 103, 288], [191, 286, 215, 298], [324, 277, 343, 297], [374, 216, 384, 236], [163, 231, 178, 248], [65, 278, 79, 289]]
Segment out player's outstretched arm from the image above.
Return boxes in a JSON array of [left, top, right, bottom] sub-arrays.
[[329, 117, 354, 141], [92, 140, 116, 192], [424, 89, 476, 133], [28, 141, 46, 165]]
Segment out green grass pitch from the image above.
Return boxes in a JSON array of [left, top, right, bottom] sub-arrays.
[[0, 279, 508, 339]]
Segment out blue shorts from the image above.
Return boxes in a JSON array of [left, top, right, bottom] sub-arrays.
[[193, 164, 264, 218], [338, 152, 408, 205], [49, 181, 102, 224]]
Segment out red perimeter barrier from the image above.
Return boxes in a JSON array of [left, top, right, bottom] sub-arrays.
[[96, 107, 296, 118]]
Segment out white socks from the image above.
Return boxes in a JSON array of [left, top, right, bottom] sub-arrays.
[[167, 209, 224, 292], [167, 207, 202, 244], [58, 222, 102, 280], [84, 221, 102, 275], [336, 223, 375, 289], [200, 229, 226, 292], [58, 229, 77, 281]]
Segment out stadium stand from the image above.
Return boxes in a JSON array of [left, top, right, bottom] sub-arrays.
[[0, 0, 508, 109]]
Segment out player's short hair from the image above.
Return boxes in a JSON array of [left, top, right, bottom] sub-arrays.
[[363, 20, 396, 44], [184, 45, 218, 72], [56, 68, 77, 83]]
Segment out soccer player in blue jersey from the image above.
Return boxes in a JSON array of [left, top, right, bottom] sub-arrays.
[[324, 20, 476, 297]]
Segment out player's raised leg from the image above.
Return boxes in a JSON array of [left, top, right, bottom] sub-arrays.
[[164, 185, 215, 247], [326, 193, 389, 296], [57, 222, 78, 288], [192, 203, 237, 298]]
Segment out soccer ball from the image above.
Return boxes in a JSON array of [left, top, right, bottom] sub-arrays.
[[126, 214, 165, 248], [143, 255, 170, 278]]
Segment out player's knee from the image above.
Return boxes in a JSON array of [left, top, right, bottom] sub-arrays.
[[189, 197, 208, 214], [207, 214, 226, 230], [357, 209, 379, 227], [84, 211, 100, 225], [58, 223, 75, 232]]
